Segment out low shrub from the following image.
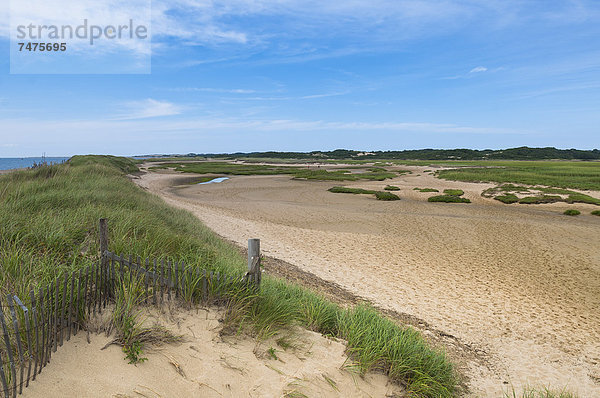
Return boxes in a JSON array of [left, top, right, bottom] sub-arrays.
[[563, 209, 580, 216], [592, 210, 600, 216], [384, 185, 400, 191]]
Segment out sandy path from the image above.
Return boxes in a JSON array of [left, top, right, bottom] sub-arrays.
[[136, 166, 600, 397]]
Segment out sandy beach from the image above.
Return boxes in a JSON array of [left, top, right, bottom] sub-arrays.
[[24, 306, 399, 398], [135, 165, 600, 397]]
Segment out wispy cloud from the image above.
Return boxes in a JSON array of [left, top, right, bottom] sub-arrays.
[[469, 66, 488, 73], [114, 99, 183, 120]]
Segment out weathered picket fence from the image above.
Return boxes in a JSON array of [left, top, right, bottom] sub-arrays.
[[0, 219, 262, 397]]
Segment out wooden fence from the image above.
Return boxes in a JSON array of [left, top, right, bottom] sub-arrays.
[[0, 219, 262, 398]]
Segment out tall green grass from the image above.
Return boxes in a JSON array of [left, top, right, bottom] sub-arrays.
[[0, 156, 457, 397]]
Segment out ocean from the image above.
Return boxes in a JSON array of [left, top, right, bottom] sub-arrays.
[[0, 157, 70, 171]]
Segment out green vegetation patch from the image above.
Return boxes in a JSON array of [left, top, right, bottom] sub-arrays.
[[518, 195, 563, 204], [374, 191, 400, 201], [328, 187, 376, 195], [436, 161, 600, 191], [384, 185, 400, 191], [494, 194, 519, 204], [0, 156, 456, 396], [442, 189, 464, 196], [563, 209, 581, 216], [414, 187, 439, 192], [592, 210, 600, 216], [151, 161, 397, 181], [483, 184, 600, 206], [428, 195, 471, 203]]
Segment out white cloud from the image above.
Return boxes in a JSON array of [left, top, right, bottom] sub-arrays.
[[115, 99, 183, 120], [469, 66, 488, 73]]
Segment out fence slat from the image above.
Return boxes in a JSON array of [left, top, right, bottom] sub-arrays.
[[153, 259, 158, 306], [202, 270, 208, 302], [14, 295, 33, 388], [0, 297, 15, 398], [167, 261, 172, 301], [30, 289, 39, 381], [60, 275, 68, 347], [53, 278, 59, 353], [67, 273, 75, 341], [7, 295, 24, 395], [159, 259, 165, 306], [144, 258, 150, 304], [75, 269, 82, 334], [0, 343, 8, 398], [174, 260, 179, 299]]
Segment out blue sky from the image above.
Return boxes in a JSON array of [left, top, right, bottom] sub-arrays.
[[0, 0, 599, 156]]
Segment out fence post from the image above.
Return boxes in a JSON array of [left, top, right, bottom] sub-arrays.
[[248, 239, 261, 288], [0, 297, 16, 398]]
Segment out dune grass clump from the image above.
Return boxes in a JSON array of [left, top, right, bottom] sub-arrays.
[[375, 191, 400, 201], [563, 209, 581, 216], [503, 385, 579, 398], [0, 156, 458, 396], [592, 210, 600, 216], [494, 194, 519, 204], [442, 189, 464, 196], [384, 185, 400, 191], [428, 195, 471, 203], [328, 186, 376, 195]]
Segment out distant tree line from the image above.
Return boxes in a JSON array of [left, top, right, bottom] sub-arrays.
[[178, 147, 600, 161]]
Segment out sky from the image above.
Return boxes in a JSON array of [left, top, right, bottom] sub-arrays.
[[0, 0, 599, 157]]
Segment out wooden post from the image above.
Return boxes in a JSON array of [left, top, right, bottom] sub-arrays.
[[53, 278, 59, 353], [75, 269, 82, 334], [248, 239, 261, 288], [60, 275, 68, 346], [13, 295, 33, 388], [67, 272, 75, 341]]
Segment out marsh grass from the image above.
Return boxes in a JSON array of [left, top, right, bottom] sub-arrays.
[[384, 185, 400, 191], [563, 209, 581, 216], [494, 194, 519, 204], [151, 161, 397, 181], [0, 156, 457, 397], [414, 188, 439, 192], [374, 191, 400, 201], [592, 210, 600, 216], [435, 161, 600, 191], [428, 195, 471, 203], [442, 189, 464, 196], [327, 187, 376, 195], [483, 184, 600, 206]]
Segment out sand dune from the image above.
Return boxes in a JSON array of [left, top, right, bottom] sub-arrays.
[[136, 165, 600, 397]]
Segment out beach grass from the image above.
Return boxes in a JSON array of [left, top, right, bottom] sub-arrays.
[[503, 386, 579, 398], [482, 184, 600, 206], [563, 209, 581, 216], [592, 210, 600, 216], [384, 185, 400, 191], [0, 156, 457, 397]]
